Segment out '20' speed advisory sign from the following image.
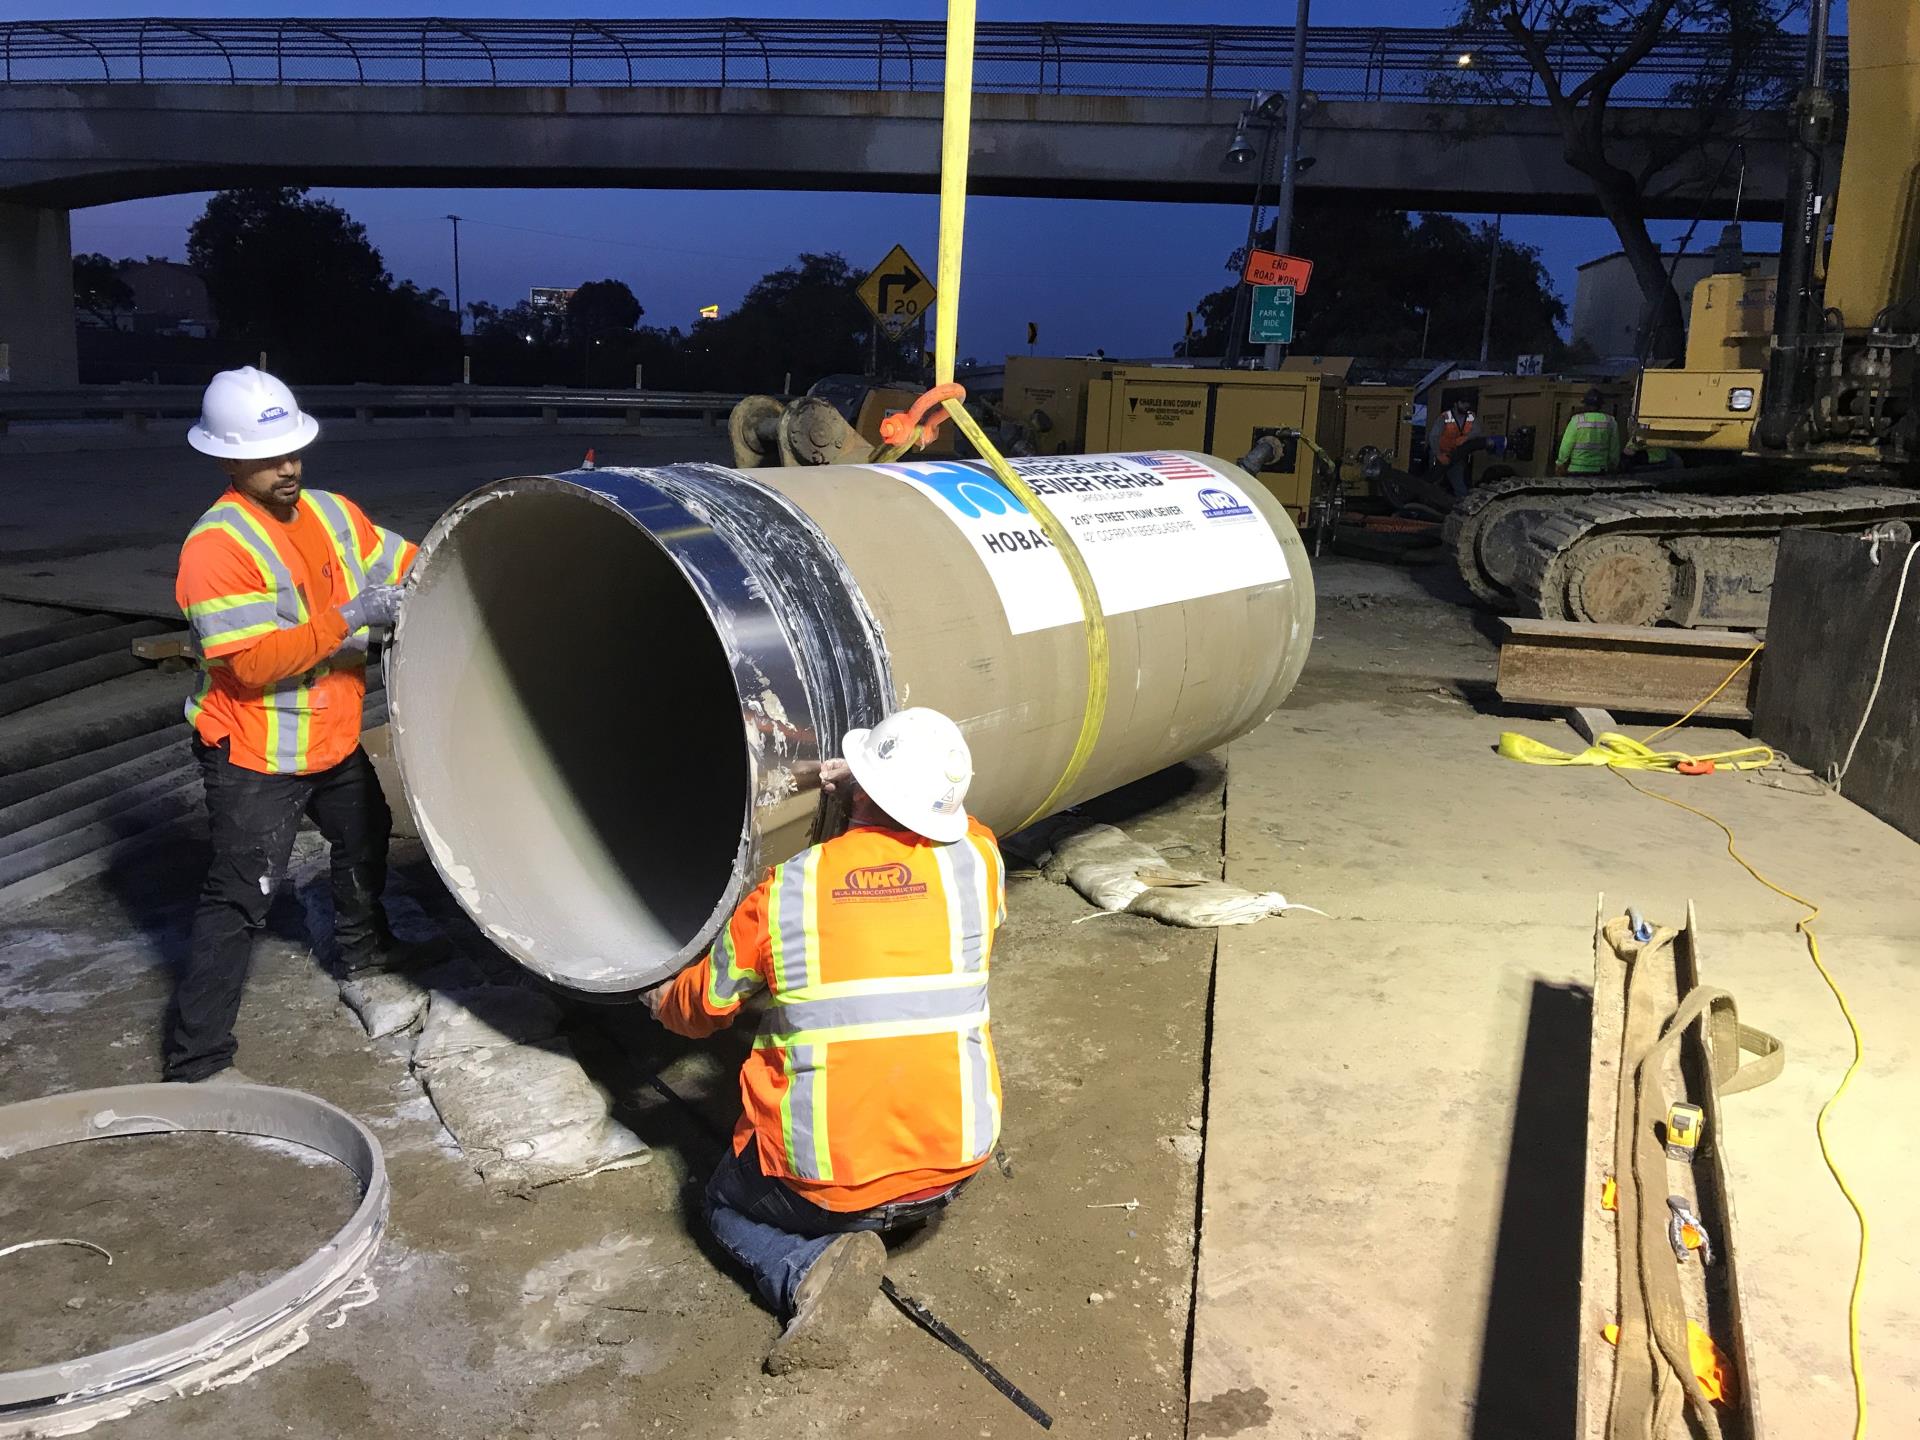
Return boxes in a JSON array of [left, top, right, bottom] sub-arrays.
[[865, 452, 1292, 636]]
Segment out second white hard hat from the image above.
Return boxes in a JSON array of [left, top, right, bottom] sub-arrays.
[[841, 707, 974, 844], [187, 366, 320, 460]]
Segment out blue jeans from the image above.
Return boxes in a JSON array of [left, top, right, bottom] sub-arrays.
[[704, 1140, 967, 1315]]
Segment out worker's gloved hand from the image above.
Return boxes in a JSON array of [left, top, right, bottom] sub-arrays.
[[339, 584, 404, 633]]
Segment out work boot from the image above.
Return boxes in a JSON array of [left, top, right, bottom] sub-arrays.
[[188, 1065, 261, 1086], [765, 1231, 887, 1376], [340, 931, 451, 976]]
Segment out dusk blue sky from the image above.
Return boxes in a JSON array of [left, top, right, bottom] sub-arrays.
[[39, 0, 1834, 358]]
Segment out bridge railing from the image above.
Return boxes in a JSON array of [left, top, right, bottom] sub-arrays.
[[0, 18, 1815, 107], [0, 383, 754, 434]]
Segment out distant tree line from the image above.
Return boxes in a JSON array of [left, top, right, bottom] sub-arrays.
[[75, 188, 915, 391], [1183, 203, 1580, 365]]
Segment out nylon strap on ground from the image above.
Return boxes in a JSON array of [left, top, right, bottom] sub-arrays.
[[931, 0, 1108, 831]]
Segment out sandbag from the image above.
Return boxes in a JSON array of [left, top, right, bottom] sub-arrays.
[[338, 956, 488, 1039], [413, 985, 650, 1192], [1040, 821, 1325, 928]]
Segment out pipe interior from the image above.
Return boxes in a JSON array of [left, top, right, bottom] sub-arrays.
[[395, 486, 747, 993]]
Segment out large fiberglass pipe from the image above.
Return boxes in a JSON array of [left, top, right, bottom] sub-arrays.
[[388, 452, 1314, 998]]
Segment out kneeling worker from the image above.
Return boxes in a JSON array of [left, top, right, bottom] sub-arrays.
[[167, 367, 435, 1084], [649, 707, 1006, 1373]]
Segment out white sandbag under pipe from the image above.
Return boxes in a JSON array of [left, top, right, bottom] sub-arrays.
[[387, 452, 1315, 999]]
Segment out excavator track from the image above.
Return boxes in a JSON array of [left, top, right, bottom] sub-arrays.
[[1445, 474, 1662, 608], [1511, 484, 1920, 627]]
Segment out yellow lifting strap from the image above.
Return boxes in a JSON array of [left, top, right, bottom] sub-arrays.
[[1496, 731, 1775, 773], [1497, 643, 1772, 775], [931, 0, 1108, 831]]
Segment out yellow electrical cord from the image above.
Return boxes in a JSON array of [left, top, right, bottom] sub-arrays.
[[1502, 641, 1869, 1435], [1612, 773, 1870, 1440], [928, 0, 1108, 830]]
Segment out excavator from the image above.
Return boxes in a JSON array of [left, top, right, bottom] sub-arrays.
[[1449, 0, 1920, 629]]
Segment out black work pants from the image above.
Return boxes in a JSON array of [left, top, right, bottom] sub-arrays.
[[163, 737, 391, 1081]]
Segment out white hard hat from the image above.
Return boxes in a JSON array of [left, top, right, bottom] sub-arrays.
[[841, 707, 974, 844], [187, 367, 320, 459]]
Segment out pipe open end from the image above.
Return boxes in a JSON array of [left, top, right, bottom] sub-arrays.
[[390, 480, 749, 996]]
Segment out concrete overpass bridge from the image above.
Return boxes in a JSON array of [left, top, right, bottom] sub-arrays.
[[2, 18, 1812, 383]]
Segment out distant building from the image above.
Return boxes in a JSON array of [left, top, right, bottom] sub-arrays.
[[1572, 248, 1778, 361], [113, 259, 215, 337]]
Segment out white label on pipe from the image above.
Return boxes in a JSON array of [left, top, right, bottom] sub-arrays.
[[863, 452, 1291, 635]]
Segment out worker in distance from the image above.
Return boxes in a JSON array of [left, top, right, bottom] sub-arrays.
[[166, 367, 440, 1084], [647, 707, 1007, 1374], [1555, 387, 1624, 477]]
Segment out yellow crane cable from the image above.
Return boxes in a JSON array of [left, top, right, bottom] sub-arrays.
[[929, 0, 1107, 830], [1500, 640, 1869, 1435]]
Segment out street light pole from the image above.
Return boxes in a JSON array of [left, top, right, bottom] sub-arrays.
[[1264, 0, 1312, 368], [1479, 212, 1502, 366], [446, 214, 465, 333], [1224, 123, 1275, 370]]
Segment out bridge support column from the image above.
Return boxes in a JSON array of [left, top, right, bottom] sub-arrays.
[[0, 202, 78, 386]]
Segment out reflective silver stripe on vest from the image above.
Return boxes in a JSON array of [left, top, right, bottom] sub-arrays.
[[769, 854, 813, 994], [950, 834, 989, 972], [304, 490, 371, 657], [195, 505, 303, 625], [707, 917, 760, 1006], [757, 975, 990, 1044], [304, 489, 367, 592], [186, 598, 280, 650], [786, 1043, 827, 1181], [961, 1025, 998, 1161]]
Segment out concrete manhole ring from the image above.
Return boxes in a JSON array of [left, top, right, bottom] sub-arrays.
[[0, 1084, 387, 1437]]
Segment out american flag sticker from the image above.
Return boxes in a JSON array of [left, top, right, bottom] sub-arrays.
[[1127, 452, 1219, 481]]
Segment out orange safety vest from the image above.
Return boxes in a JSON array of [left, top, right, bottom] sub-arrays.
[[1435, 416, 1473, 463], [657, 819, 1007, 1212], [177, 487, 416, 775]]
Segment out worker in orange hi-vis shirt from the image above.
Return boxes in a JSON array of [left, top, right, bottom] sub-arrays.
[[165, 367, 444, 1086], [648, 707, 1006, 1375]]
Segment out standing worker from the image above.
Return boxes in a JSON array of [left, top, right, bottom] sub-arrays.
[[166, 367, 437, 1084], [648, 707, 1006, 1375], [1432, 398, 1482, 496], [1555, 388, 1623, 476]]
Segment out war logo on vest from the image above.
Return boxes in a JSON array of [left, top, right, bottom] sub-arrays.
[[833, 863, 929, 900]]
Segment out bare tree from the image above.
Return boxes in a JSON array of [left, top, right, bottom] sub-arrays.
[[1440, 1, 1800, 363]]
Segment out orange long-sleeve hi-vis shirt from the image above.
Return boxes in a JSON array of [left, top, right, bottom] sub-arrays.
[[176, 486, 416, 775]]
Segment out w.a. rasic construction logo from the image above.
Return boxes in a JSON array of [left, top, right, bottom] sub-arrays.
[[1197, 487, 1255, 521], [257, 405, 289, 424], [832, 863, 929, 900], [879, 461, 1028, 520]]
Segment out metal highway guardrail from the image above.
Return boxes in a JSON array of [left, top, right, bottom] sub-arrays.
[[0, 18, 1819, 107], [0, 384, 753, 434]]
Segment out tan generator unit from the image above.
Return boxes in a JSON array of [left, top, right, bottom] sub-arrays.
[[1084, 367, 1346, 518], [1433, 376, 1633, 483], [1002, 356, 1106, 453], [1342, 386, 1416, 470]]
